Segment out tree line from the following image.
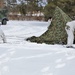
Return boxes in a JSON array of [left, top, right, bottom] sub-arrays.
[[45, 0, 75, 20], [3, 0, 75, 20]]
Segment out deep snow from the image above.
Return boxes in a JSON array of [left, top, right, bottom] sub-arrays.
[[0, 20, 75, 75]]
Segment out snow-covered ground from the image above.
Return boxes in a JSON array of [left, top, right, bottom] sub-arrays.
[[0, 20, 75, 75]]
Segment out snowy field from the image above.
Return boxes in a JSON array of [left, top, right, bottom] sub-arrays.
[[0, 20, 75, 75]]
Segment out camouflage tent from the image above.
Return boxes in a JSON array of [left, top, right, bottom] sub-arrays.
[[26, 6, 72, 44]]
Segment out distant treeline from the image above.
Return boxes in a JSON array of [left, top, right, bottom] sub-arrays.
[[3, 0, 75, 20]]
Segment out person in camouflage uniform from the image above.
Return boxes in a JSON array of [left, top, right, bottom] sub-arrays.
[[48, 17, 52, 26], [65, 21, 75, 48], [0, 27, 6, 43]]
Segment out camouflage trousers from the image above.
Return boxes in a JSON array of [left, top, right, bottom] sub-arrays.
[[0, 28, 6, 43], [65, 26, 74, 46]]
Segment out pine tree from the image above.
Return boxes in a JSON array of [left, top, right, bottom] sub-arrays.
[[26, 6, 72, 44]]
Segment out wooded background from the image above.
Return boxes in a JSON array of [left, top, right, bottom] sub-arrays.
[[0, 0, 75, 20]]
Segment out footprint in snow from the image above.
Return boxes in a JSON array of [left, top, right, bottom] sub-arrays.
[[41, 66, 50, 72], [67, 56, 75, 60], [55, 63, 66, 69], [55, 58, 62, 63]]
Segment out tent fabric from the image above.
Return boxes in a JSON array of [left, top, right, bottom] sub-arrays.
[[26, 6, 72, 44]]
